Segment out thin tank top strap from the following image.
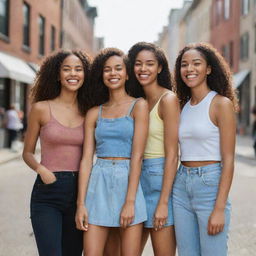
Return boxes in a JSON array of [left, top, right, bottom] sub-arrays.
[[47, 101, 53, 118], [157, 91, 170, 104], [127, 98, 141, 116], [151, 91, 170, 113], [98, 105, 103, 119]]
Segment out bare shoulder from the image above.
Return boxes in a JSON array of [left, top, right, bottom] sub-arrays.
[[85, 106, 100, 122], [160, 91, 179, 109], [212, 94, 233, 111], [134, 98, 148, 111], [30, 101, 49, 115]]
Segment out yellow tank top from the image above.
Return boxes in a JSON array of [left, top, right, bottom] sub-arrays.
[[144, 92, 170, 159]]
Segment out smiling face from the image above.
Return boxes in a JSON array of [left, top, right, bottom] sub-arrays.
[[103, 55, 128, 90], [180, 49, 211, 89], [60, 54, 84, 92], [134, 50, 162, 87]]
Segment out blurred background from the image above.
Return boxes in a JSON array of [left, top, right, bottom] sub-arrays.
[[0, 0, 255, 255]]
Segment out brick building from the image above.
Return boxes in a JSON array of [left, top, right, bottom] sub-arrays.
[[0, 0, 97, 148]]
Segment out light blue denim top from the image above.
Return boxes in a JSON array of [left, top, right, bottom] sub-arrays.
[[95, 99, 139, 158]]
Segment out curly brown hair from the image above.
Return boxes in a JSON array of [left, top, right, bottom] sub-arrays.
[[31, 50, 91, 115], [127, 42, 172, 98], [174, 42, 238, 111], [88, 48, 130, 107]]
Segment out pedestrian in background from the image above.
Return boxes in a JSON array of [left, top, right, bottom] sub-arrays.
[[5, 104, 23, 149], [173, 42, 237, 256], [128, 42, 179, 256], [252, 105, 256, 157], [22, 50, 90, 256], [75, 48, 148, 256]]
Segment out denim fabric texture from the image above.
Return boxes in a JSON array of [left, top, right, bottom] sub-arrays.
[[85, 158, 147, 227], [173, 163, 231, 256], [141, 157, 174, 228], [30, 172, 83, 256], [95, 100, 138, 158]]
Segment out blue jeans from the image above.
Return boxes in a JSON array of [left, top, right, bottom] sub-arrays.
[[173, 163, 231, 256], [30, 172, 83, 256], [141, 157, 174, 228]]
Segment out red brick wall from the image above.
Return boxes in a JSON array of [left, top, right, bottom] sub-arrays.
[[0, 0, 61, 65], [210, 0, 240, 73]]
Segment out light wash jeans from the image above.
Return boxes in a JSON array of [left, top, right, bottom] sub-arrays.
[[173, 163, 231, 256]]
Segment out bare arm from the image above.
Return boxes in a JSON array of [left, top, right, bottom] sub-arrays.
[[120, 99, 149, 228], [75, 107, 98, 231], [208, 96, 236, 235], [22, 102, 56, 184], [154, 92, 180, 230]]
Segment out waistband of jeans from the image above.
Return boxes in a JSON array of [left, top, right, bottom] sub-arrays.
[[179, 163, 221, 175], [95, 158, 130, 167], [52, 171, 78, 177], [143, 157, 165, 167]]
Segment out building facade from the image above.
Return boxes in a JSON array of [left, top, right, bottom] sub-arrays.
[[61, 0, 97, 55], [0, 0, 97, 148], [0, 0, 62, 147], [237, 0, 256, 132]]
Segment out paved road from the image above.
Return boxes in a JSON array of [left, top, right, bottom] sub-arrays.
[[0, 155, 255, 256]]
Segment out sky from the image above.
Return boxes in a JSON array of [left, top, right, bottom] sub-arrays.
[[88, 0, 185, 52]]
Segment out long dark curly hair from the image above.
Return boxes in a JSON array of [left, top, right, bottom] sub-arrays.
[[127, 42, 172, 98], [88, 48, 130, 107], [31, 50, 91, 115], [174, 42, 238, 111]]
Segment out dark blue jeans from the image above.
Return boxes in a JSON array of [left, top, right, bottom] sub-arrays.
[[30, 172, 83, 256]]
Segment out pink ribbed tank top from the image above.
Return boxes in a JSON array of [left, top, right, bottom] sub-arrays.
[[39, 103, 84, 172]]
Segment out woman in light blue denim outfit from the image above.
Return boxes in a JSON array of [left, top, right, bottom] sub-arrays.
[[173, 43, 238, 256], [128, 42, 180, 255], [75, 48, 148, 256]]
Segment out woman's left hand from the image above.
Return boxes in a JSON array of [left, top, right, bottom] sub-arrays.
[[120, 201, 135, 228], [154, 203, 168, 231], [207, 208, 225, 235]]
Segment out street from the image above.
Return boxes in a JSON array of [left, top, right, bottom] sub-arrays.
[[0, 153, 255, 255]]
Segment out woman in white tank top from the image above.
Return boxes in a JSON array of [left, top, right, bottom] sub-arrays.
[[173, 43, 238, 256]]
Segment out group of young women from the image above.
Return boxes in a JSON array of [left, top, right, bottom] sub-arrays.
[[23, 41, 237, 256]]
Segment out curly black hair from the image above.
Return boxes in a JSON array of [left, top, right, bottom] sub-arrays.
[[127, 42, 172, 98], [174, 42, 238, 111], [31, 50, 91, 115], [88, 48, 130, 107]]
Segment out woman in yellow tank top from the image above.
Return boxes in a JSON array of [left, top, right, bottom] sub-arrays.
[[128, 42, 180, 255]]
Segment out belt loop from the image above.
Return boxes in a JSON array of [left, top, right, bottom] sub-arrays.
[[198, 167, 202, 177], [187, 168, 190, 175]]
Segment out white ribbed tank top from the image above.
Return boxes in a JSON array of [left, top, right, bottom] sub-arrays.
[[179, 91, 221, 161]]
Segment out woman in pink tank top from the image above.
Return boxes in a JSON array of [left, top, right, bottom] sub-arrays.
[[23, 50, 92, 256], [23, 50, 121, 256]]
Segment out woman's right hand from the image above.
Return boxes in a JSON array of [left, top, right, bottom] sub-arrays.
[[75, 205, 89, 231], [36, 165, 57, 185]]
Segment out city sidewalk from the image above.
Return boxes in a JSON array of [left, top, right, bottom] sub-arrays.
[[0, 135, 255, 165]]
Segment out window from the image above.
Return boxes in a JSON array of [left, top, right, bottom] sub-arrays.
[[38, 15, 45, 55], [215, 0, 222, 25], [240, 32, 249, 60], [50, 25, 55, 51], [0, 0, 9, 36], [23, 2, 30, 47], [224, 0, 230, 19], [241, 0, 250, 15]]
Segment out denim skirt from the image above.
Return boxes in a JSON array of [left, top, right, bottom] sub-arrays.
[[85, 158, 147, 227], [141, 157, 174, 228]]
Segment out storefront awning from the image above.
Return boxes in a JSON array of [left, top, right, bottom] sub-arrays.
[[233, 69, 250, 89], [0, 51, 36, 84]]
